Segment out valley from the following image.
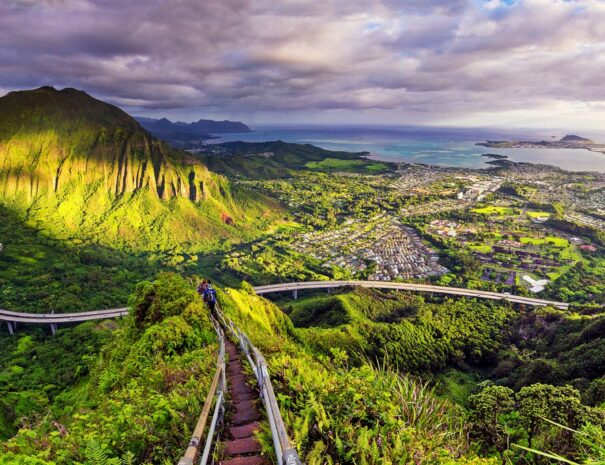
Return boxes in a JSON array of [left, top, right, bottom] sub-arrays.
[[1, 88, 605, 465]]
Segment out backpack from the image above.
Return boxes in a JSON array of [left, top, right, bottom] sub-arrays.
[[204, 288, 216, 304]]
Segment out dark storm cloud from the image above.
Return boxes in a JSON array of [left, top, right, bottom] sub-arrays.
[[1, 0, 605, 126]]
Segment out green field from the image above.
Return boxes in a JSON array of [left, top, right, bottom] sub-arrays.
[[473, 206, 551, 219], [469, 244, 493, 253], [520, 236, 569, 247], [527, 210, 552, 219], [472, 206, 516, 215], [305, 157, 388, 172]]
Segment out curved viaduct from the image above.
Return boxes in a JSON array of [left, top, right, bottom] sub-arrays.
[[0, 307, 129, 335], [253, 280, 569, 310], [0, 281, 568, 335]]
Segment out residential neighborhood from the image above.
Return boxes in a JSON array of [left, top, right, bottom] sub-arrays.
[[292, 215, 448, 280]]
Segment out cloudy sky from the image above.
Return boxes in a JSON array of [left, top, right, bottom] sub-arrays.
[[1, 0, 604, 129]]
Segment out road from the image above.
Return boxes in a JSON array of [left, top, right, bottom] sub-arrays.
[[0, 279, 569, 335], [253, 280, 569, 309], [0, 307, 129, 324]]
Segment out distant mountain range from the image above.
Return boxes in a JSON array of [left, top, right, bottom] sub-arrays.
[[136, 116, 251, 140]]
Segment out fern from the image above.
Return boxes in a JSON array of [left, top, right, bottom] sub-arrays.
[[85, 440, 111, 465], [121, 451, 135, 465], [84, 440, 124, 465]]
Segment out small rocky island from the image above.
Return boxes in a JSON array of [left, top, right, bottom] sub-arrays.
[[477, 135, 605, 154]]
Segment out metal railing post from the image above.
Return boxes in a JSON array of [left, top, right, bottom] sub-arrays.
[[177, 318, 225, 465], [199, 390, 224, 465]]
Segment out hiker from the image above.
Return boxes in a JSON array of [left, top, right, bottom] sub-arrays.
[[203, 281, 217, 312], [197, 279, 208, 296]]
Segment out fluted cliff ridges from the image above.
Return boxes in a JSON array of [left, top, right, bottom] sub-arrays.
[[0, 87, 279, 251]]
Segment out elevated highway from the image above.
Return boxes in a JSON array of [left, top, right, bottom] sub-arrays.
[[0, 307, 129, 335], [253, 280, 569, 310], [0, 280, 569, 336]]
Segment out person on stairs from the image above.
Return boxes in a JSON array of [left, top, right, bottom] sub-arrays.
[[197, 279, 208, 296], [203, 281, 217, 313]]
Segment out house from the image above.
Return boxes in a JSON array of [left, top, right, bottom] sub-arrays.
[[522, 275, 550, 293]]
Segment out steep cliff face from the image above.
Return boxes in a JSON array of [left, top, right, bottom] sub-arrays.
[[0, 129, 212, 203], [0, 86, 212, 203], [0, 87, 279, 251]]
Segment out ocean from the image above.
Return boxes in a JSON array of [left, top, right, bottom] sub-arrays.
[[206, 125, 605, 173]]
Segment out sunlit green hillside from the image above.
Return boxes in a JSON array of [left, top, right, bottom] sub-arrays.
[[0, 87, 282, 252]]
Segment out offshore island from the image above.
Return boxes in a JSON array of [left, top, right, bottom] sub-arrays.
[[478, 134, 605, 154]]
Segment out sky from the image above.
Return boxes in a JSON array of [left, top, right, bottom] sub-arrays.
[[1, 0, 605, 130]]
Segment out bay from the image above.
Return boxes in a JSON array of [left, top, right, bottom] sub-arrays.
[[206, 125, 605, 172]]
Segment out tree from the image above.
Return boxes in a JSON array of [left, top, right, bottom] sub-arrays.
[[469, 385, 516, 454], [517, 384, 589, 451]]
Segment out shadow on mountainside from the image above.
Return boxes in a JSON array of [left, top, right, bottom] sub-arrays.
[[0, 205, 157, 314]]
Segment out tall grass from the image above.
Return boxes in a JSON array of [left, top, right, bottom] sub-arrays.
[[515, 420, 605, 465]]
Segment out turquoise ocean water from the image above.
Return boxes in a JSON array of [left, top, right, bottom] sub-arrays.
[[207, 125, 605, 172]]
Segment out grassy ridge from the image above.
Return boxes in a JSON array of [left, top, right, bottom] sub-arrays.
[[1, 274, 218, 464], [284, 288, 514, 371], [3, 278, 604, 464]]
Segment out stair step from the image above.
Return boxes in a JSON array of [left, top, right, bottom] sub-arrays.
[[225, 437, 262, 456], [229, 373, 249, 384], [232, 391, 257, 402], [229, 422, 260, 439], [220, 456, 270, 465], [231, 386, 256, 397], [221, 341, 266, 463], [232, 406, 260, 425], [233, 399, 256, 410]]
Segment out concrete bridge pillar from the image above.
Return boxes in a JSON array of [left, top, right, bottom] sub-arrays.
[[50, 323, 57, 336], [292, 289, 298, 300], [7, 321, 14, 335]]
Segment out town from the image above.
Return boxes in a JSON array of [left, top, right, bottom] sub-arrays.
[[292, 214, 448, 280], [221, 157, 605, 300]]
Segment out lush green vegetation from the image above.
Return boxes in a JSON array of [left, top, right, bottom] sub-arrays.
[[283, 288, 514, 371], [3, 274, 605, 464], [304, 157, 388, 173], [468, 383, 603, 462], [0, 207, 152, 313], [242, 171, 404, 229], [199, 140, 394, 179], [0, 87, 283, 254], [277, 288, 605, 464], [0, 323, 113, 441], [218, 285, 495, 465], [1, 274, 217, 465]]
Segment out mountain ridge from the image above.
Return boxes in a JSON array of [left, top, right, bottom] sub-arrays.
[[136, 116, 251, 139], [0, 86, 211, 202], [0, 86, 280, 251]]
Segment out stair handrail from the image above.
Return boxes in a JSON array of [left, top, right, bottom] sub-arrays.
[[177, 317, 226, 465], [216, 305, 303, 465]]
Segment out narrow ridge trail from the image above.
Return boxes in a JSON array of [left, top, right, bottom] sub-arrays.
[[220, 339, 270, 465]]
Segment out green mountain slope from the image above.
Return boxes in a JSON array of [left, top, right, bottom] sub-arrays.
[[0, 87, 281, 252], [199, 141, 391, 179]]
